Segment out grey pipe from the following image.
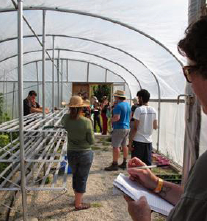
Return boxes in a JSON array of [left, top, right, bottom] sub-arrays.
[[52, 36, 55, 111], [17, 0, 28, 220], [42, 10, 46, 119]]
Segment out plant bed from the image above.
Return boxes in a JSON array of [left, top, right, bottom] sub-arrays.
[[152, 165, 182, 184], [156, 174, 182, 184], [152, 166, 177, 175]]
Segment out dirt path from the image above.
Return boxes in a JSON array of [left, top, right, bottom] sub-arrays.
[[11, 136, 165, 221]]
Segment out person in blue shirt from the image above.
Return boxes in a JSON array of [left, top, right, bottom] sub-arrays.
[[105, 90, 131, 171]]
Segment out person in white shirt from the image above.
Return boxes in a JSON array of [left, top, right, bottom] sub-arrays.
[[129, 89, 158, 165]]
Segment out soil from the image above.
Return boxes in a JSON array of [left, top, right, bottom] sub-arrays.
[[8, 136, 166, 221]]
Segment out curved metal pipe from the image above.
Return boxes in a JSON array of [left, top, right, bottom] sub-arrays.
[[0, 6, 183, 66], [20, 57, 133, 103], [1, 48, 142, 89]]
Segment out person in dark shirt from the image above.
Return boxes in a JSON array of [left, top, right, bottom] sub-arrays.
[[129, 97, 140, 144], [23, 90, 49, 116], [92, 102, 102, 133]]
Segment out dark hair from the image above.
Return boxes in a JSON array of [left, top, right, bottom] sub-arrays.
[[137, 89, 150, 103], [178, 16, 207, 79], [28, 90, 37, 96], [69, 107, 82, 119], [118, 97, 126, 101]]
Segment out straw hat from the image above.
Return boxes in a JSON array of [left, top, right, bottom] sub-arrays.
[[113, 90, 126, 98], [67, 96, 90, 107]]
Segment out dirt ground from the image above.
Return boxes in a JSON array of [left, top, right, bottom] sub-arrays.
[[9, 135, 166, 221]]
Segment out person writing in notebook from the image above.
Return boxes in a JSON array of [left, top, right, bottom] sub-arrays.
[[125, 16, 207, 221]]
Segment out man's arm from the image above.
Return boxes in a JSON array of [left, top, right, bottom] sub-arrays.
[[111, 114, 120, 123], [31, 107, 49, 114], [127, 158, 184, 206], [153, 119, 158, 130], [129, 119, 139, 145], [158, 180, 184, 205], [31, 107, 44, 113]]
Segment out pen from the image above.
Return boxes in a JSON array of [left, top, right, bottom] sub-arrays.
[[136, 164, 169, 169]]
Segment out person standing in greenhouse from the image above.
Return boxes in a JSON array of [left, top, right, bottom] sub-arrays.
[[92, 101, 102, 133], [128, 89, 158, 165], [124, 16, 207, 221], [23, 90, 49, 116], [61, 96, 95, 211], [101, 96, 110, 135], [129, 97, 140, 141], [105, 90, 131, 171]]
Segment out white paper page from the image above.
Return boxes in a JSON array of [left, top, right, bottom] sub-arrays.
[[113, 173, 174, 216]]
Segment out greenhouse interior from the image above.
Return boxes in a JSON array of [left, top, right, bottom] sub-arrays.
[[0, 0, 207, 220]]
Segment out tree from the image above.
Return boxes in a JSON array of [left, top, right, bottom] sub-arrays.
[[92, 85, 111, 102]]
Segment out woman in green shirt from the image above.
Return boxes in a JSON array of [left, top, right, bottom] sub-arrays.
[[61, 96, 95, 211]]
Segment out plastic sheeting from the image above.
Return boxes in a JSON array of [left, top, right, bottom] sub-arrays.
[[0, 0, 188, 99], [0, 1, 193, 166], [150, 102, 185, 166]]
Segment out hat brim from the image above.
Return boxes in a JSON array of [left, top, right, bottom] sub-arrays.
[[113, 93, 126, 98], [67, 101, 90, 107]]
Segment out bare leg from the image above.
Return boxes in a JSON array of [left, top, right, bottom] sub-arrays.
[[113, 147, 120, 162], [123, 146, 128, 159], [118, 146, 128, 169], [75, 192, 84, 208]]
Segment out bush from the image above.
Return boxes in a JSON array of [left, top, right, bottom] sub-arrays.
[[0, 134, 9, 148], [92, 85, 111, 102]]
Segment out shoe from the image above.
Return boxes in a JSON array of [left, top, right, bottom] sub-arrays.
[[118, 162, 127, 169], [104, 163, 118, 171]]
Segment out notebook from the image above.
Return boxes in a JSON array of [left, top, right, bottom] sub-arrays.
[[113, 173, 174, 216]]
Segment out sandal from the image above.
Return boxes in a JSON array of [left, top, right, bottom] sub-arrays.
[[75, 203, 91, 211]]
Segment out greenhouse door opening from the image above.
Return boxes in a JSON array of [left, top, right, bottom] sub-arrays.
[[72, 83, 112, 102]]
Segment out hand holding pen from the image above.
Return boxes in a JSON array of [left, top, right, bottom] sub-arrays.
[[127, 157, 159, 191]]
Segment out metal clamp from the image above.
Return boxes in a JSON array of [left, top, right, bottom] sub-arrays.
[[177, 94, 195, 105], [177, 94, 195, 122]]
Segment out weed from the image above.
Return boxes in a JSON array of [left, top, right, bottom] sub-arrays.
[[101, 142, 109, 146], [45, 176, 51, 184], [102, 147, 109, 151], [91, 202, 103, 208], [91, 146, 101, 150]]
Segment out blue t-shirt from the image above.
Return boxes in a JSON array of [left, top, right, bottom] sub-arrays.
[[113, 102, 131, 129]]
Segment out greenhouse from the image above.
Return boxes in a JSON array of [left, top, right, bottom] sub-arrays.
[[0, 0, 207, 220]]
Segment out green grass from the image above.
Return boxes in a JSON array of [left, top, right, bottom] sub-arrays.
[[45, 176, 51, 184], [99, 138, 105, 142], [91, 202, 103, 208], [91, 146, 101, 150], [102, 147, 109, 151], [106, 137, 112, 142], [101, 141, 109, 146], [154, 216, 166, 221]]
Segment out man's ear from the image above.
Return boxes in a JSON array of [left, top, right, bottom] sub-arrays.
[[139, 97, 143, 105]]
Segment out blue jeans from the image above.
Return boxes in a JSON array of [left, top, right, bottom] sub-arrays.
[[67, 150, 93, 193], [131, 141, 152, 165]]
